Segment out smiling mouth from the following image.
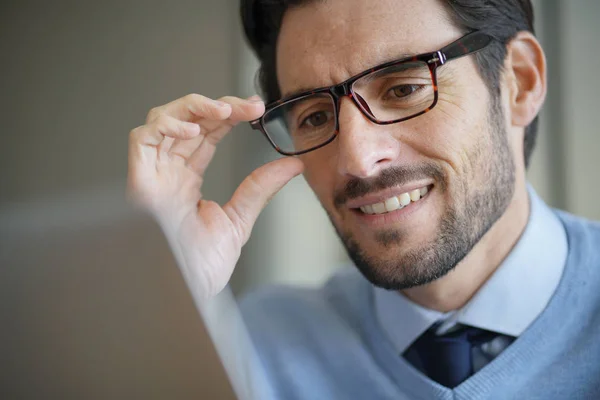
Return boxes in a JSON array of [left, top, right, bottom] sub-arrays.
[[357, 185, 433, 215]]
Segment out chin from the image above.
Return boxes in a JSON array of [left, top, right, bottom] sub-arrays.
[[343, 228, 454, 289]]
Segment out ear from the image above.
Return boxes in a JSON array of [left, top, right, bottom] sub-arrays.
[[504, 32, 547, 128]]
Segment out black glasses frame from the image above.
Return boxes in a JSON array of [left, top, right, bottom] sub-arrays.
[[249, 30, 493, 156]]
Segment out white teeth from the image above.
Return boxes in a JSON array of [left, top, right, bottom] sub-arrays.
[[399, 193, 411, 206], [410, 189, 421, 202], [384, 196, 401, 212], [372, 202, 386, 214], [359, 185, 430, 215]]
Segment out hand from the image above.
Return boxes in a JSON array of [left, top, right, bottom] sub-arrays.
[[127, 94, 304, 299]]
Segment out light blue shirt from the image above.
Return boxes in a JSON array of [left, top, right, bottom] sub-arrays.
[[375, 187, 568, 355], [238, 192, 600, 399], [209, 187, 576, 399]]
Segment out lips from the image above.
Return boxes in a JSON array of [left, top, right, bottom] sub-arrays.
[[344, 181, 434, 209], [359, 185, 430, 215]]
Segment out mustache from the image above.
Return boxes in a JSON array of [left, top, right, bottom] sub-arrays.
[[333, 163, 445, 209]]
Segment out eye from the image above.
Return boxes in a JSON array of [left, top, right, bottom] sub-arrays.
[[300, 111, 332, 128], [389, 84, 422, 98]]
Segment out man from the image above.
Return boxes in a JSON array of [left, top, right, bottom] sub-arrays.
[[127, 0, 600, 398]]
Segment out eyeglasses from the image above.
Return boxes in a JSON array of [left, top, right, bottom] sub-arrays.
[[249, 31, 493, 156]]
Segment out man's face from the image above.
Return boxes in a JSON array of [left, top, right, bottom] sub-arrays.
[[276, 0, 517, 289]]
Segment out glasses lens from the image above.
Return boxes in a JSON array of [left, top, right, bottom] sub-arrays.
[[352, 61, 434, 122], [263, 93, 336, 154]]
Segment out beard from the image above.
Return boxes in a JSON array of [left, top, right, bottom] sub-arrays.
[[329, 97, 516, 290]]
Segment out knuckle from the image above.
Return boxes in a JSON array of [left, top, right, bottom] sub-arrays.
[[184, 93, 206, 105], [247, 170, 266, 195], [129, 125, 145, 142], [182, 93, 206, 116], [154, 113, 170, 124], [153, 114, 172, 133], [146, 106, 162, 123]]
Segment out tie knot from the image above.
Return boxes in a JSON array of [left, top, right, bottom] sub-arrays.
[[428, 324, 498, 347], [404, 324, 503, 388]]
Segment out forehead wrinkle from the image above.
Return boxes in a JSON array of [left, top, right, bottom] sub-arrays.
[[277, 8, 356, 94], [278, 36, 408, 99], [276, 0, 459, 99]]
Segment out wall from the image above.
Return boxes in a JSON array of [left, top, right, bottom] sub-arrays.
[[0, 1, 241, 398], [560, 0, 600, 219], [527, 0, 600, 221]]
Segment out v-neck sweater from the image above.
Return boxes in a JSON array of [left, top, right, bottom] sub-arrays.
[[240, 210, 600, 399]]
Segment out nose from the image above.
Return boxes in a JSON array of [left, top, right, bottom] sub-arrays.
[[335, 96, 401, 178]]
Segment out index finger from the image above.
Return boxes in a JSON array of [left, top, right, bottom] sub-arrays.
[[217, 95, 265, 123], [146, 94, 264, 124]]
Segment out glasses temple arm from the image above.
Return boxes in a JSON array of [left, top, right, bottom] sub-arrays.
[[439, 31, 493, 63]]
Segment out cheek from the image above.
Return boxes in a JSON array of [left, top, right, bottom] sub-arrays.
[[400, 108, 473, 178], [414, 84, 490, 177]]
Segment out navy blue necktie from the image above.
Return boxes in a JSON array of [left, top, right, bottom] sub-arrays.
[[403, 325, 502, 388]]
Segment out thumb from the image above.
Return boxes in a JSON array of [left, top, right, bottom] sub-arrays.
[[223, 157, 304, 245]]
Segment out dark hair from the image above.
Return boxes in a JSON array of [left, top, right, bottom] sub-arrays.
[[241, 0, 538, 167]]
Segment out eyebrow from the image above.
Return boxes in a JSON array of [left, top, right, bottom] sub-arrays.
[[280, 52, 414, 100], [281, 86, 319, 101]]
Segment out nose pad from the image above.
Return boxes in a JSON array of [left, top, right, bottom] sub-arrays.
[[352, 92, 374, 117]]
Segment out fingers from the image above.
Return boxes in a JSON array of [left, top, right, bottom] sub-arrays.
[[223, 157, 304, 246], [139, 94, 265, 165], [129, 93, 268, 189], [146, 93, 265, 125], [130, 114, 200, 147], [146, 94, 231, 123], [178, 96, 267, 174], [216, 95, 265, 123]]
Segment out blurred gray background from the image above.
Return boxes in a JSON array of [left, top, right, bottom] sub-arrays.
[[0, 0, 598, 398]]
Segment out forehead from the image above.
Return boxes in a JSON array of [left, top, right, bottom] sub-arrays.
[[276, 0, 462, 98]]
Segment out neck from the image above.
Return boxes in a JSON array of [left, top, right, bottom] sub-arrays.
[[401, 182, 530, 313]]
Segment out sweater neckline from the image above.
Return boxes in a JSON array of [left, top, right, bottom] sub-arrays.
[[361, 211, 583, 399]]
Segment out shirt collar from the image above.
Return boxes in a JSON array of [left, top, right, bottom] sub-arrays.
[[374, 186, 568, 353]]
